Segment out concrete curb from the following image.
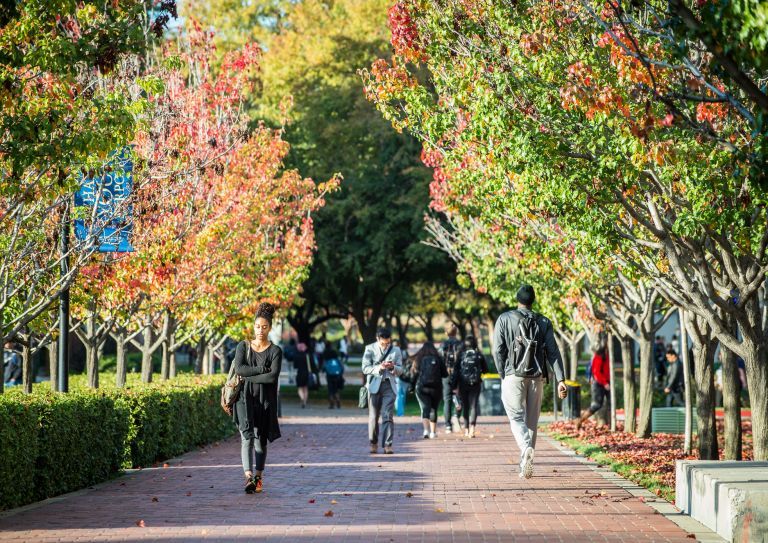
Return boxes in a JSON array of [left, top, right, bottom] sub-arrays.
[[544, 434, 727, 543]]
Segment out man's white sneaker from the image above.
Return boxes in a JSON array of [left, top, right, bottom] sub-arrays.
[[429, 432, 437, 439], [521, 447, 535, 479]]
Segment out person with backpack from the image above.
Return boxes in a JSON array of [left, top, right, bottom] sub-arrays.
[[232, 302, 282, 494], [493, 285, 567, 479], [405, 342, 448, 438], [362, 327, 403, 454], [322, 346, 345, 409], [450, 335, 488, 438], [576, 343, 610, 429], [439, 324, 463, 434]]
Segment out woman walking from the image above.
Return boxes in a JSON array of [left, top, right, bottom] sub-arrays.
[[450, 335, 488, 438], [408, 342, 447, 439], [294, 342, 317, 408], [233, 302, 282, 494]]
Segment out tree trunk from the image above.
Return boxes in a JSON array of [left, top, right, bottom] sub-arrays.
[[22, 341, 32, 394], [48, 342, 57, 392], [608, 333, 617, 431], [686, 313, 718, 460], [86, 343, 99, 389], [169, 349, 177, 379], [720, 343, 742, 460], [195, 336, 207, 374], [394, 314, 409, 349], [161, 340, 169, 380], [636, 336, 654, 438], [621, 336, 637, 433], [569, 340, 579, 381], [139, 322, 154, 383], [680, 310, 693, 455], [743, 340, 768, 460], [115, 333, 127, 388]]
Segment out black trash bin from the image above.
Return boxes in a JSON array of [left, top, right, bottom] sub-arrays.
[[562, 380, 581, 420], [478, 374, 505, 416]]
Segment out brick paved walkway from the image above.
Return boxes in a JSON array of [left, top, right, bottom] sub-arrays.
[[0, 412, 701, 542]]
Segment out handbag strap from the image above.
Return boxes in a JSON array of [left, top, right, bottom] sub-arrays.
[[306, 353, 312, 373], [228, 341, 250, 380]]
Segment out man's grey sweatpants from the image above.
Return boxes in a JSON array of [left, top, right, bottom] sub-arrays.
[[369, 380, 396, 447], [501, 376, 544, 462]]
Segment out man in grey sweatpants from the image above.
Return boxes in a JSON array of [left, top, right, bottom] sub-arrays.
[[362, 328, 403, 454], [493, 285, 567, 479]]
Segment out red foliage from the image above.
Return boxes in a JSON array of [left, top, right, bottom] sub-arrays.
[[388, 1, 425, 63], [549, 420, 754, 489]]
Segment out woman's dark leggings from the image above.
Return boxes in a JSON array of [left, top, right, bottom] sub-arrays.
[[240, 431, 268, 473], [459, 384, 482, 427], [416, 385, 441, 422]]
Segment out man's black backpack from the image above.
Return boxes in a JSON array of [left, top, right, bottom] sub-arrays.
[[511, 310, 548, 379], [419, 356, 442, 388], [459, 349, 482, 386]]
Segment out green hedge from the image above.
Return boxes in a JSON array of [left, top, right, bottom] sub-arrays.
[[0, 375, 233, 511]]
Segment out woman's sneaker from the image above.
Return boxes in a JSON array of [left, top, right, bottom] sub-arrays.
[[428, 432, 437, 439], [244, 475, 256, 494], [520, 447, 535, 479], [253, 476, 263, 494], [423, 430, 430, 439]]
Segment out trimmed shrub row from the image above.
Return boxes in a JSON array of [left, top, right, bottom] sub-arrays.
[[0, 375, 233, 510]]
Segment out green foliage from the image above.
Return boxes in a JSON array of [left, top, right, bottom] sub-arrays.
[[0, 375, 232, 511]]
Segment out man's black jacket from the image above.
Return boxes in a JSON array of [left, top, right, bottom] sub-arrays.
[[492, 307, 566, 383]]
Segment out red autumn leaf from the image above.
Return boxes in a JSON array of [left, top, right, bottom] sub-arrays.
[[324, 510, 334, 517], [308, 499, 316, 504], [136, 520, 146, 527]]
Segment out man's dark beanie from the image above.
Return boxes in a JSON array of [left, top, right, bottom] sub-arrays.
[[516, 284, 536, 306]]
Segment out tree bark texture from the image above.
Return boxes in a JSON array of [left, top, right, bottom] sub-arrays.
[[621, 336, 637, 433], [636, 336, 654, 438], [685, 313, 718, 460], [720, 344, 742, 460]]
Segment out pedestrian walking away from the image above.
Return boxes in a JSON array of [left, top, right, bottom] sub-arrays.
[[232, 302, 282, 494], [404, 342, 448, 439], [664, 349, 685, 406], [3, 341, 22, 388], [494, 284, 567, 479], [439, 324, 463, 434], [323, 346, 345, 409], [576, 343, 610, 429], [294, 342, 318, 408], [362, 327, 403, 454], [450, 335, 489, 438]]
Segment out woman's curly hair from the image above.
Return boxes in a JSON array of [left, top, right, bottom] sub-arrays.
[[254, 302, 276, 325]]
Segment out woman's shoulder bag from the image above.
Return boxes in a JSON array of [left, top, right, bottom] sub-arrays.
[[221, 341, 247, 415]]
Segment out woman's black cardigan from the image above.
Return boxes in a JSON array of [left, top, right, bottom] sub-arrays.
[[232, 341, 282, 442]]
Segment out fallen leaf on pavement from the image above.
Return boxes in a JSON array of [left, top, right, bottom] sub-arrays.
[[309, 499, 316, 504], [405, 492, 414, 498], [163, 463, 169, 468], [435, 508, 444, 513], [136, 520, 146, 528], [324, 510, 334, 517], [151, 497, 159, 502], [331, 500, 338, 504]]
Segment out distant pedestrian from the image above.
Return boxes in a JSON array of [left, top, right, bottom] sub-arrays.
[[410, 342, 448, 439], [322, 347, 345, 409], [664, 349, 684, 406], [439, 324, 463, 434], [362, 328, 403, 454], [294, 342, 318, 408], [396, 351, 412, 417], [232, 303, 282, 494], [576, 344, 610, 429], [339, 336, 349, 364], [3, 342, 21, 387], [450, 335, 488, 438], [494, 285, 567, 479], [653, 336, 667, 387]]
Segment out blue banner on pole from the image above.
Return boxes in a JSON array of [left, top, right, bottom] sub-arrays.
[[74, 148, 135, 253]]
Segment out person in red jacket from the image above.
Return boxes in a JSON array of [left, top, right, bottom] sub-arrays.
[[576, 344, 610, 429]]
